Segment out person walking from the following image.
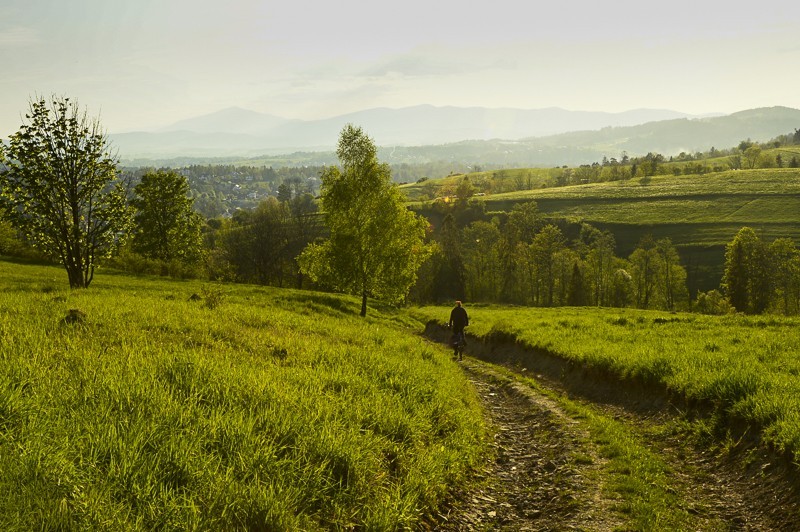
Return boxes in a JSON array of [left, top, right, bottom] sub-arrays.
[[448, 300, 469, 360]]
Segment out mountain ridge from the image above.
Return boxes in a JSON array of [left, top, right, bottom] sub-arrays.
[[112, 105, 700, 158], [111, 105, 800, 166]]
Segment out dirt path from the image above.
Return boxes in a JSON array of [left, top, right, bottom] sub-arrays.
[[427, 355, 800, 531], [432, 359, 623, 531]]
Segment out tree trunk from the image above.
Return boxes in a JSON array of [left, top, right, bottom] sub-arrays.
[[360, 291, 367, 317], [67, 265, 86, 289]]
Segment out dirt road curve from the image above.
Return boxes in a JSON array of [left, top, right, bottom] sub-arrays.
[[426, 358, 800, 531]]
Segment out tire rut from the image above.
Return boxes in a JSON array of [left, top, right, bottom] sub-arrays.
[[426, 352, 800, 530], [430, 360, 623, 531]]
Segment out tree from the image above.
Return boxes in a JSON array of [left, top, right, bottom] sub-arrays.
[[642, 152, 664, 176], [567, 261, 587, 306], [286, 193, 322, 288], [722, 227, 771, 313], [502, 201, 543, 302], [579, 224, 617, 306], [462, 221, 503, 302], [769, 238, 800, 315], [743, 145, 762, 169], [629, 235, 658, 309], [130, 169, 204, 265], [655, 238, 688, 310], [530, 224, 566, 306], [276, 182, 293, 203], [0, 96, 131, 288], [433, 213, 466, 301], [610, 268, 632, 307], [728, 154, 742, 170], [455, 176, 475, 204], [223, 198, 291, 285], [722, 229, 749, 312], [506, 201, 543, 246], [299, 125, 432, 316]]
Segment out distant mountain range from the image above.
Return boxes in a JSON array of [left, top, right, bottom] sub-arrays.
[[112, 106, 699, 158], [377, 106, 800, 168], [111, 105, 800, 167]]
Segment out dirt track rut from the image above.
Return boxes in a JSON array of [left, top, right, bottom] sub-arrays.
[[428, 356, 800, 531], [432, 360, 622, 530]]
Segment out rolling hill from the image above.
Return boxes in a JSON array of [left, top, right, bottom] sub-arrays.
[[113, 106, 800, 169], [410, 166, 800, 293], [111, 105, 699, 160]]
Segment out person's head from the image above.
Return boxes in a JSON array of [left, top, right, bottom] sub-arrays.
[[455, 300, 462, 307]]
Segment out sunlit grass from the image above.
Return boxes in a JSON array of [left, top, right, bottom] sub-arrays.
[[413, 304, 800, 458], [0, 260, 486, 529]]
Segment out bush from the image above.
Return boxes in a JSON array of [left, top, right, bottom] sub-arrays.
[[200, 284, 225, 309], [694, 289, 734, 315], [107, 248, 206, 279]]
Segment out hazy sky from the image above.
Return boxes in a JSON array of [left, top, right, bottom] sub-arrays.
[[2, 0, 799, 134]]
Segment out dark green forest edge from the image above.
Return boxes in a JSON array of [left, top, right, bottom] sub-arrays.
[[3, 96, 800, 527]]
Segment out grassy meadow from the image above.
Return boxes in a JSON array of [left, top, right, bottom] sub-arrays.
[[406, 167, 800, 242], [413, 304, 800, 459], [0, 260, 485, 530], [480, 168, 800, 242], [400, 167, 557, 201]]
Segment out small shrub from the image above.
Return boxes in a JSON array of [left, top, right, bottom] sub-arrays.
[[60, 308, 87, 325], [200, 285, 225, 309], [695, 290, 733, 315], [609, 316, 628, 326]]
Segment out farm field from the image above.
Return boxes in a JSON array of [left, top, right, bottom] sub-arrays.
[[477, 169, 800, 246], [400, 167, 557, 201], [0, 260, 485, 530], [413, 304, 800, 460], [410, 168, 800, 291]]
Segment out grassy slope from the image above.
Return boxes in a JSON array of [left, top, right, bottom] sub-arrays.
[[401, 168, 557, 201], [480, 169, 800, 241], [409, 168, 800, 290], [0, 261, 485, 530], [414, 304, 800, 459]]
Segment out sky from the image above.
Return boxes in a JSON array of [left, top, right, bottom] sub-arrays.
[[2, 0, 800, 134]]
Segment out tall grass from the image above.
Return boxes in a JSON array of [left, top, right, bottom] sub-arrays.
[[0, 261, 485, 529], [413, 304, 800, 458]]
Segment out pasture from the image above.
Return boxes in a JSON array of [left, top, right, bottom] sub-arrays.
[[481, 169, 800, 237], [410, 168, 800, 291], [413, 304, 800, 460], [0, 260, 485, 530]]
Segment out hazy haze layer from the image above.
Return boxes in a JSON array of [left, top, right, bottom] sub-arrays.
[[1, 0, 799, 136]]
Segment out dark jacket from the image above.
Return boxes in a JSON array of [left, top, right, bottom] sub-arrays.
[[449, 306, 469, 331]]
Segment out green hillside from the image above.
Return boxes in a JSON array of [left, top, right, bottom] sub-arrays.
[[533, 106, 800, 158], [385, 107, 800, 168], [410, 168, 800, 292], [484, 169, 800, 226], [0, 260, 485, 530], [414, 304, 800, 463]]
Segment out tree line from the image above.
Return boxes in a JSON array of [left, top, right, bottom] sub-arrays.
[[713, 227, 800, 315], [2, 96, 799, 318], [409, 200, 689, 311], [0, 99, 431, 317]]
